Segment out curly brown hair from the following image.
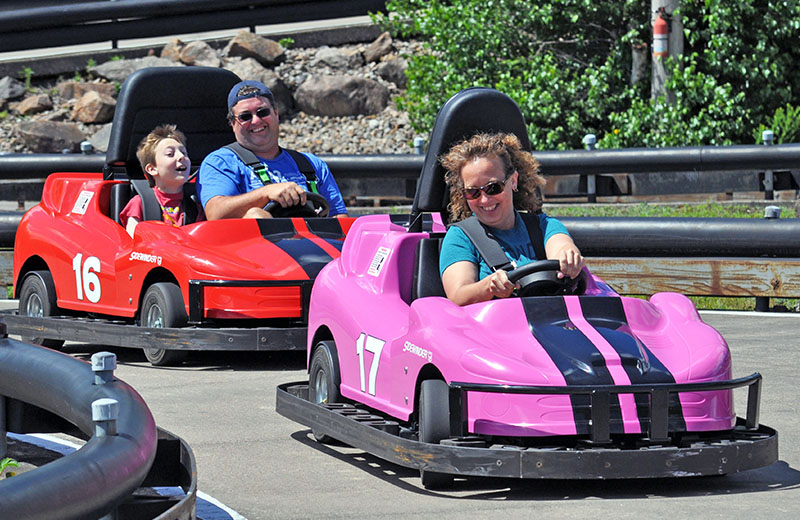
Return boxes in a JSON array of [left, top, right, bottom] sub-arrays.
[[440, 133, 546, 223], [135, 124, 187, 187]]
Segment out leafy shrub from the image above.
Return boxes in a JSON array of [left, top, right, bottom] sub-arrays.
[[374, 0, 800, 149]]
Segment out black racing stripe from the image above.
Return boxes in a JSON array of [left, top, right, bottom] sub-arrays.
[[256, 219, 299, 242], [257, 219, 334, 278], [522, 297, 622, 435], [579, 297, 687, 433], [304, 218, 346, 239]]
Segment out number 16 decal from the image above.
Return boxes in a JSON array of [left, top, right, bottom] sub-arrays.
[[356, 333, 385, 396]]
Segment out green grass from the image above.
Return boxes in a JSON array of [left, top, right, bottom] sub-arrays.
[[545, 201, 797, 218]]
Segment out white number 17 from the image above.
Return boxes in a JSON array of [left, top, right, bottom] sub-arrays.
[[356, 333, 385, 396]]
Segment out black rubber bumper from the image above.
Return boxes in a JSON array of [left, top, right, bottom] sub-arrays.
[[2, 312, 306, 351], [276, 382, 779, 480]]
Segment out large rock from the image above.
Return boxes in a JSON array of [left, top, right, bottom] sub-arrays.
[[0, 76, 26, 104], [295, 75, 389, 117], [180, 40, 221, 68], [312, 46, 364, 69], [57, 80, 116, 100], [224, 30, 285, 67], [72, 91, 116, 124], [16, 120, 86, 153], [363, 32, 393, 63], [91, 56, 184, 83], [378, 57, 408, 88], [16, 94, 53, 116]]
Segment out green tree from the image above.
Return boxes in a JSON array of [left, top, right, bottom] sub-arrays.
[[374, 0, 800, 149]]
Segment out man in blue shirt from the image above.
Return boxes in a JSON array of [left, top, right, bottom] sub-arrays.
[[197, 80, 348, 219]]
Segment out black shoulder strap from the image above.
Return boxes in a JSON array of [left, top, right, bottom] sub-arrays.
[[519, 211, 547, 261], [452, 216, 514, 272], [224, 142, 318, 191], [130, 179, 161, 222], [225, 141, 262, 169], [183, 182, 199, 225]]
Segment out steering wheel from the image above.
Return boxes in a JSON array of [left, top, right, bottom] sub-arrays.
[[263, 192, 330, 218], [507, 260, 585, 297]]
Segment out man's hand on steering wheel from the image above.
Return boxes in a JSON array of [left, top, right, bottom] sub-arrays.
[[259, 182, 307, 210]]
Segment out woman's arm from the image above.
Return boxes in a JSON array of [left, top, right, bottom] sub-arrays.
[[442, 260, 516, 305], [545, 233, 585, 278]]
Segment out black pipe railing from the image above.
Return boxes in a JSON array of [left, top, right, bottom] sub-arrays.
[[0, 0, 388, 52], [2, 142, 800, 180]]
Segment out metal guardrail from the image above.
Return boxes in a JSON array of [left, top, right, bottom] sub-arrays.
[[0, 0, 388, 52], [0, 324, 196, 519], [3, 142, 800, 180]]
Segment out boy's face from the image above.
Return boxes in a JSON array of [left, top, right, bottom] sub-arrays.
[[146, 138, 190, 193]]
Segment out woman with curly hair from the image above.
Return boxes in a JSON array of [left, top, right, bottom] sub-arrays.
[[438, 133, 584, 305]]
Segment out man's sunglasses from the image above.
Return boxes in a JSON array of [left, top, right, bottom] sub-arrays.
[[463, 179, 508, 200], [233, 106, 272, 123]]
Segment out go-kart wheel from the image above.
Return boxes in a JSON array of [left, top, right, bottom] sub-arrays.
[[507, 259, 585, 297], [308, 341, 341, 444], [18, 270, 64, 349], [263, 192, 330, 218], [140, 282, 188, 366], [418, 379, 454, 489]]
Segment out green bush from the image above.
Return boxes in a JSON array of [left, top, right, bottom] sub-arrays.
[[374, 0, 800, 149]]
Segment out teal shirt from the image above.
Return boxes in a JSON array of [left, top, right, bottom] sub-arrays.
[[439, 211, 570, 279]]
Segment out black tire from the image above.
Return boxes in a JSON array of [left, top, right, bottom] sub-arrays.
[[418, 379, 454, 489], [140, 282, 188, 366], [18, 270, 64, 349], [308, 341, 341, 443]]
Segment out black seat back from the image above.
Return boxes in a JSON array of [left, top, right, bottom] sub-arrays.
[[103, 66, 240, 222], [411, 236, 446, 300], [104, 66, 241, 181], [408, 87, 531, 231]]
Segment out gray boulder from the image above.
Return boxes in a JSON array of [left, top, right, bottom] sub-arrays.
[[16, 120, 86, 153], [295, 75, 389, 117]]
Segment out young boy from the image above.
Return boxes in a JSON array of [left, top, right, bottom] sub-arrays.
[[120, 124, 204, 237]]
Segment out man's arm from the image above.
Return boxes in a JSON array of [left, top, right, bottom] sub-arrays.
[[205, 182, 308, 220]]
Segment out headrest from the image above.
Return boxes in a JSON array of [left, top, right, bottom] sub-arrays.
[[104, 67, 241, 180], [410, 88, 530, 220]]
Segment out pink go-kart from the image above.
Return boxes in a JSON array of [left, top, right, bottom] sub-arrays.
[[276, 87, 778, 488]]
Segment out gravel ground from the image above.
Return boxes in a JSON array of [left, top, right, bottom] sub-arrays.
[[0, 40, 424, 155]]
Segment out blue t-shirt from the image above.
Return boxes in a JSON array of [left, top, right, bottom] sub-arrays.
[[439, 211, 570, 279], [197, 147, 348, 216]]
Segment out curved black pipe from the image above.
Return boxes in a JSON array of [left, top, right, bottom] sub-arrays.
[[0, 333, 158, 520]]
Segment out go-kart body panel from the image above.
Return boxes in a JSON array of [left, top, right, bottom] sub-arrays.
[[13, 171, 352, 328], [308, 214, 736, 438]]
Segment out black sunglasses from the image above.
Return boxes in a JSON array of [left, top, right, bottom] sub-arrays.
[[463, 179, 508, 200], [234, 106, 272, 123]]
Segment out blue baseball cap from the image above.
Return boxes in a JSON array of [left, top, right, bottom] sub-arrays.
[[227, 80, 274, 110]]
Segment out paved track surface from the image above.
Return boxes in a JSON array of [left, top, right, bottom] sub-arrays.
[[6, 308, 800, 519]]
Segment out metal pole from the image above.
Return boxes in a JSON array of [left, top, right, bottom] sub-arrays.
[[762, 130, 775, 200], [1, 395, 6, 460], [754, 204, 782, 312], [583, 134, 597, 203]]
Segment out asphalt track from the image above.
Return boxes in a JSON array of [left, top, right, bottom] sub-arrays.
[[5, 307, 800, 519]]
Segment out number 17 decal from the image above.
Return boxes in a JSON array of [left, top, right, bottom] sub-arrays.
[[356, 333, 385, 396]]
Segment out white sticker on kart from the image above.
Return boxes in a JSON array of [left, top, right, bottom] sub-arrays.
[[73, 253, 101, 303], [71, 190, 94, 215], [356, 333, 386, 396], [367, 247, 390, 277], [403, 340, 433, 363], [129, 251, 163, 265]]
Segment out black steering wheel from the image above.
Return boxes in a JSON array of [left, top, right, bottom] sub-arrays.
[[507, 260, 585, 297], [263, 192, 330, 218]]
